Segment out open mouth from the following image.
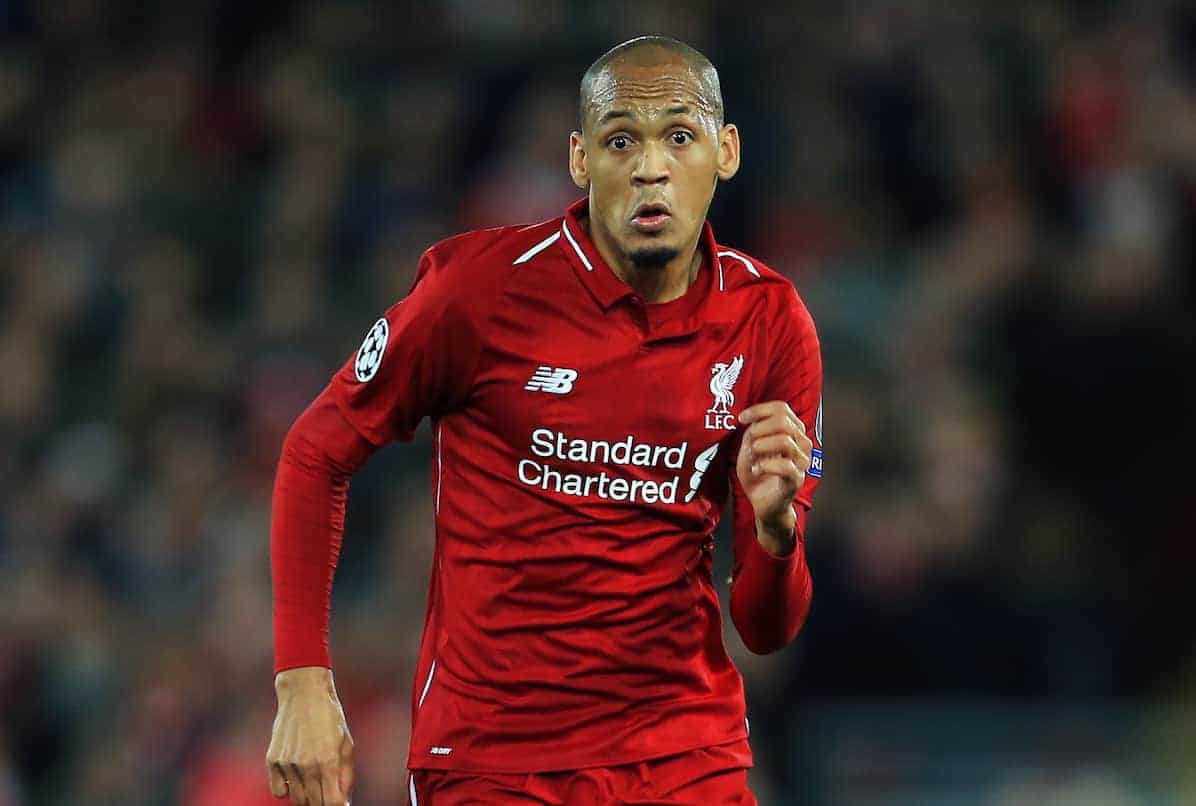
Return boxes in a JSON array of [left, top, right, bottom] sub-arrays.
[[631, 202, 671, 233]]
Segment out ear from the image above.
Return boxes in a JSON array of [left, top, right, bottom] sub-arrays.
[[716, 123, 740, 181], [569, 131, 589, 190]]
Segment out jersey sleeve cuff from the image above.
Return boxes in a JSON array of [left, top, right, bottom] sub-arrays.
[[274, 651, 332, 676]]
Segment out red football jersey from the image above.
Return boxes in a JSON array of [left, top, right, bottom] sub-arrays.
[[327, 197, 823, 773]]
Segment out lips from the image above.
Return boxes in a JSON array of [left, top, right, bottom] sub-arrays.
[[631, 202, 671, 233]]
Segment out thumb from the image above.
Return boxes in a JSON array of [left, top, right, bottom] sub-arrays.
[[267, 763, 289, 798], [340, 738, 356, 800], [734, 433, 756, 486]]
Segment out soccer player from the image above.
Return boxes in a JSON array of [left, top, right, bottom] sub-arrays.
[[266, 35, 823, 805]]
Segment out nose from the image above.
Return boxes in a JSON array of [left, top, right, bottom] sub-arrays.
[[632, 141, 669, 185]]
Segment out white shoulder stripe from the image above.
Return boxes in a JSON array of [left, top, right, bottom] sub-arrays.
[[717, 250, 760, 293], [513, 231, 560, 264], [561, 220, 593, 271]]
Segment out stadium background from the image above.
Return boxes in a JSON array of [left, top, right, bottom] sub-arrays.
[[2, 1, 1195, 803]]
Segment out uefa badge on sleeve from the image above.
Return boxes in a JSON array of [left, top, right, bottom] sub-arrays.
[[354, 317, 389, 382]]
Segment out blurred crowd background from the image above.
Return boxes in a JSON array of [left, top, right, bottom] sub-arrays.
[[1, 1, 1195, 803]]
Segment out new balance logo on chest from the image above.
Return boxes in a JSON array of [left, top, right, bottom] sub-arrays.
[[525, 366, 578, 395]]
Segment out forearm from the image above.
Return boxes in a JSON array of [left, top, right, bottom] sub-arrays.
[[271, 393, 373, 674], [730, 505, 812, 654]]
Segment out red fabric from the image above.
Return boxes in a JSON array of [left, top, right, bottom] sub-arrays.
[[269, 198, 825, 773], [270, 393, 374, 672], [408, 739, 755, 805], [727, 274, 822, 654], [728, 500, 813, 654]]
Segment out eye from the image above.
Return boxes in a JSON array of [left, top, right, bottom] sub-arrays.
[[670, 131, 693, 145], [608, 135, 631, 150]]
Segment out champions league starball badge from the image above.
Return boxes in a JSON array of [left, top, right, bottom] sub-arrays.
[[354, 317, 389, 382]]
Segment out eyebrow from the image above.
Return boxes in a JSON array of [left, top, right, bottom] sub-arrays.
[[597, 104, 695, 126]]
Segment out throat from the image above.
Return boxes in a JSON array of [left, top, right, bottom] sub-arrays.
[[580, 215, 703, 303], [621, 250, 702, 303]]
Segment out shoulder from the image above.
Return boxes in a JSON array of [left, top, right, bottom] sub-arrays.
[[407, 218, 564, 314], [420, 219, 563, 282], [714, 243, 817, 339]]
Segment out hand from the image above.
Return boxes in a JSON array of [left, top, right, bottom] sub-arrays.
[[266, 666, 355, 805], [735, 401, 812, 555]]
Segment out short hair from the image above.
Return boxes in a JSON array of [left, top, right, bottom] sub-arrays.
[[578, 36, 724, 131]]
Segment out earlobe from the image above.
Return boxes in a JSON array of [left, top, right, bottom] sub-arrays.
[[716, 124, 741, 181]]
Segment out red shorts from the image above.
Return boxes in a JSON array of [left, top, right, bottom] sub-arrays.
[[407, 740, 755, 805]]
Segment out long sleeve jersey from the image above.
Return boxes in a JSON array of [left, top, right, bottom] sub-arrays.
[[271, 197, 824, 774]]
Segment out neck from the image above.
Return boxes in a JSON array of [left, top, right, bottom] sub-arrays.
[[582, 215, 703, 303]]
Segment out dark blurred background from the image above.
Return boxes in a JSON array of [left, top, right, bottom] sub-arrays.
[[2, 1, 1195, 803]]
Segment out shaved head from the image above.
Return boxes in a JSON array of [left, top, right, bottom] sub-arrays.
[[579, 36, 724, 132]]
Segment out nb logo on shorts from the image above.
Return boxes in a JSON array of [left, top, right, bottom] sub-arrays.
[[524, 366, 578, 395]]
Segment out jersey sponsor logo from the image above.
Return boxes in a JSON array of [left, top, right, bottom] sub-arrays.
[[515, 429, 725, 506], [519, 427, 687, 503], [511, 425, 754, 505], [705, 354, 744, 430], [524, 365, 578, 395], [684, 443, 720, 503], [354, 317, 389, 382], [809, 448, 823, 478]]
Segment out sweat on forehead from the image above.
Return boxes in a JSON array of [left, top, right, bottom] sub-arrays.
[[579, 36, 724, 131]]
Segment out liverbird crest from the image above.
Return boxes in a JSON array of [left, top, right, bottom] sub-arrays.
[[705, 354, 744, 430]]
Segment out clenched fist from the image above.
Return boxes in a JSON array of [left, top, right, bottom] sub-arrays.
[[266, 666, 355, 805], [735, 401, 813, 555]]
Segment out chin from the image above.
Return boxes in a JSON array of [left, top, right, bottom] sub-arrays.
[[628, 245, 680, 270]]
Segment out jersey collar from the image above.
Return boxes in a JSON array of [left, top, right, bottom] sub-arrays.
[[559, 196, 720, 320]]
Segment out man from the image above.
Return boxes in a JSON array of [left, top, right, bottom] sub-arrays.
[[267, 36, 823, 805]]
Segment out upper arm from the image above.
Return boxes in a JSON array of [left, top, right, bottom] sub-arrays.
[[765, 285, 824, 509], [328, 246, 486, 447], [726, 284, 824, 581]]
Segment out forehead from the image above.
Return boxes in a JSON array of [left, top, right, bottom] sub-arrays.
[[585, 56, 716, 123]]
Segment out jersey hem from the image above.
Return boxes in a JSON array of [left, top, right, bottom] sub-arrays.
[[405, 731, 751, 775]]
